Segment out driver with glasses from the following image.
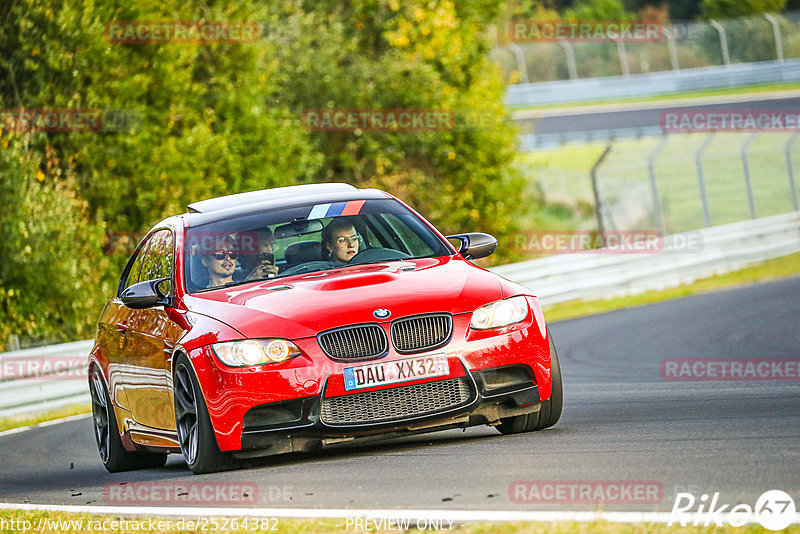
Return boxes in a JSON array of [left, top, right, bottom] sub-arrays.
[[201, 237, 238, 288], [322, 218, 360, 264]]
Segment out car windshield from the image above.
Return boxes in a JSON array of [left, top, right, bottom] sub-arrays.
[[184, 198, 453, 292]]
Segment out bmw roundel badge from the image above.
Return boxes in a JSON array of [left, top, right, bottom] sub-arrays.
[[373, 309, 391, 319]]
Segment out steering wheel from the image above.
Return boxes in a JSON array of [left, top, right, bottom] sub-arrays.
[[280, 261, 339, 276], [348, 248, 412, 265]]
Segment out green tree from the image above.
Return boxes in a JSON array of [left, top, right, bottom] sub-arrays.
[[701, 0, 786, 18], [565, 0, 634, 19], [1, 0, 323, 234], [0, 137, 111, 348], [1, 0, 530, 347], [0, 0, 322, 347], [266, 0, 526, 248]]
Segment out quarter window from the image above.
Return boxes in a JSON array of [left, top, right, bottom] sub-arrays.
[[120, 241, 150, 292], [119, 230, 174, 296], [138, 230, 174, 296]]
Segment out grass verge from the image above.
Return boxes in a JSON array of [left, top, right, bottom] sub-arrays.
[[0, 403, 90, 433], [544, 252, 800, 323], [517, 133, 800, 234], [0, 509, 796, 533]]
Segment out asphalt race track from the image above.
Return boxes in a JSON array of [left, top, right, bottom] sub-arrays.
[[515, 94, 800, 136], [1, 277, 798, 513]]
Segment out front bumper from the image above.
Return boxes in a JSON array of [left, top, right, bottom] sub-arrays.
[[237, 361, 542, 455], [187, 297, 552, 452]]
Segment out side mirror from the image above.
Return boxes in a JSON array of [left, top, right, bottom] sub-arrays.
[[121, 277, 171, 309], [446, 233, 497, 260]]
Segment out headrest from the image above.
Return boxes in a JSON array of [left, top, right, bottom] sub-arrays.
[[284, 241, 323, 264]]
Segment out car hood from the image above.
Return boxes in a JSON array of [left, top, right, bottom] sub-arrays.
[[181, 256, 504, 340]]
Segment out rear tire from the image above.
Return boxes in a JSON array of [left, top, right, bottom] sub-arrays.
[[173, 355, 233, 474], [89, 366, 167, 472], [496, 328, 563, 434]]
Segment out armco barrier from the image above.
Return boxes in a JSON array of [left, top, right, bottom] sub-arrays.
[[491, 211, 800, 304], [505, 59, 800, 107], [0, 340, 93, 419], [1, 212, 798, 419]]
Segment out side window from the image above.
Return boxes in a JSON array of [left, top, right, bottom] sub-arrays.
[[363, 223, 380, 249], [383, 214, 435, 256], [120, 239, 151, 293], [138, 230, 174, 295]]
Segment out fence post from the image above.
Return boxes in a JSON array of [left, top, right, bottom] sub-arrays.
[[663, 27, 680, 71], [695, 133, 715, 227], [557, 40, 578, 80], [786, 133, 800, 211], [648, 136, 669, 234], [741, 133, 758, 219], [616, 39, 630, 76], [506, 43, 529, 83], [710, 20, 730, 66], [591, 144, 613, 245], [764, 14, 784, 63]]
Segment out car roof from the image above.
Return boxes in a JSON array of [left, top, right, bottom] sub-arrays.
[[187, 183, 358, 214], [180, 183, 393, 227]]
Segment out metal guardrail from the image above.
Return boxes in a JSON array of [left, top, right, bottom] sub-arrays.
[[519, 126, 664, 150], [492, 211, 800, 304], [506, 59, 800, 107], [1, 211, 798, 419], [0, 340, 92, 419]]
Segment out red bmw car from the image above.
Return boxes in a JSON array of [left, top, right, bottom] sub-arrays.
[[88, 183, 562, 474]]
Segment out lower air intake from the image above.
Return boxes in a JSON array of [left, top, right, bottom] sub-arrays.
[[321, 377, 472, 425]]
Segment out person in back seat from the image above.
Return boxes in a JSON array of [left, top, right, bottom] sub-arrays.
[[241, 228, 279, 280]]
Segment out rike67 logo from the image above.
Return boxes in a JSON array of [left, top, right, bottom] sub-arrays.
[[670, 490, 797, 530]]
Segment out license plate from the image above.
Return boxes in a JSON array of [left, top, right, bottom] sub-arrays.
[[343, 354, 449, 391]]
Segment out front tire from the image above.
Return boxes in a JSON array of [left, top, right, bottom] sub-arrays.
[[89, 366, 167, 472], [173, 355, 233, 474], [496, 328, 563, 434]]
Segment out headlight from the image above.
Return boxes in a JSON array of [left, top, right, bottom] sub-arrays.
[[212, 339, 301, 367], [470, 296, 529, 330]]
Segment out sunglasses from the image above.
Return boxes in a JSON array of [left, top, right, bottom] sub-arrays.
[[335, 234, 360, 246], [211, 250, 238, 260], [257, 252, 275, 263]]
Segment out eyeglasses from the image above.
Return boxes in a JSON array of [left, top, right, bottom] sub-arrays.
[[257, 252, 275, 263], [211, 250, 238, 260], [335, 234, 360, 246]]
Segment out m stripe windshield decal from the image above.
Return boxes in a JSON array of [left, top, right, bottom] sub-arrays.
[[308, 200, 365, 219]]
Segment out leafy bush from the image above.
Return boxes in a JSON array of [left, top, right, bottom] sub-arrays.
[[0, 0, 528, 348], [0, 136, 111, 348]]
